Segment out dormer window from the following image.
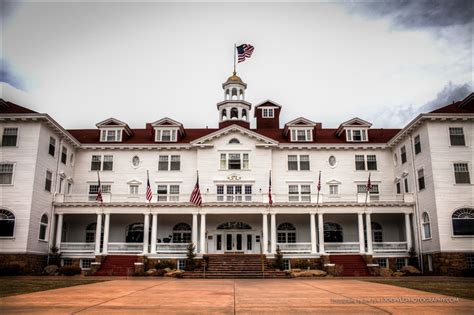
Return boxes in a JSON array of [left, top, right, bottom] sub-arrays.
[[262, 108, 274, 118], [100, 129, 122, 142], [290, 128, 313, 142], [346, 129, 367, 142], [155, 128, 177, 142]]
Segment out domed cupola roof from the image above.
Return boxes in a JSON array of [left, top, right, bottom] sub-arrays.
[[223, 71, 247, 88]]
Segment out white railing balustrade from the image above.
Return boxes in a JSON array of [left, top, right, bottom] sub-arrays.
[[108, 242, 143, 253], [373, 242, 408, 252], [277, 243, 312, 253], [60, 242, 95, 253], [324, 242, 360, 253], [156, 243, 189, 253]]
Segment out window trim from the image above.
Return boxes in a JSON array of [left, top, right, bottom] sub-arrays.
[[289, 127, 313, 142], [48, 136, 56, 157], [262, 107, 275, 118], [346, 128, 368, 142], [154, 128, 178, 142], [158, 154, 181, 171], [0, 208, 16, 238], [38, 213, 49, 241], [288, 184, 312, 202], [61, 146, 68, 165], [451, 207, 474, 237], [422, 212, 432, 240], [100, 128, 122, 142], [1, 127, 19, 147], [90, 155, 114, 171], [0, 162, 16, 186], [448, 127, 466, 146], [354, 154, 378, 171], [414, 135, 421, 155], [45, 170, 53, 192], [219, 152, 250, 170], [417, 168, 426, 191], [287, 154, 310, 171], [452, 162, 471, 185]]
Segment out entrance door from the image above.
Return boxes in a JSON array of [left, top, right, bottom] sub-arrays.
[[225, 232, 245, 253]]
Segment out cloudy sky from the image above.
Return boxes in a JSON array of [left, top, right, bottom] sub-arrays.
[[1, 0, 472, 129]]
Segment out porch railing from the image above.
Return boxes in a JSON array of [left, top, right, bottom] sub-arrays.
[[156, 243, 189, 253], [60, 242, 95, 253], [277, 243, 312, 253], [108, 242, 143, 253], [324, 242, 360, 253], [373, 242, 408, 252]]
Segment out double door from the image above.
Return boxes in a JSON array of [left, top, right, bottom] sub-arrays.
[[215, 232, 254, 253]]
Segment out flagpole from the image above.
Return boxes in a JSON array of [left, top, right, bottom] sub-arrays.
[[233, 43, 237, 74]]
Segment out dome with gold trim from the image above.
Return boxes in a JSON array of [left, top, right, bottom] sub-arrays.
[[223, 71, 246, 88]]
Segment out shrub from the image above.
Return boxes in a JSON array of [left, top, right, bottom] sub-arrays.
[[0, 264, 22, 276], [272, 246, 285, 270], [185, 243, 196, 271], [154, 260, 175, 270], [293, 259, 315, 270], [58, 266, 82, 276], [155, 269, 167, 277]]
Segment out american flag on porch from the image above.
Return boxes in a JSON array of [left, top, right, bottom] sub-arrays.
[[317, 171, 321, 192], [96, 171, 103, 203], [268, 170, 273, 205], [146, 170, 153, 202], [190, 171, 202, 206], [366, 172, 373, 192]]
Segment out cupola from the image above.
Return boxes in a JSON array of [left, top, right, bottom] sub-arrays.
[[217, 71, 252, 129]]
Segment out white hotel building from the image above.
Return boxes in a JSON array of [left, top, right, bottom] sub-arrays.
[[0, 73, 473, 275]]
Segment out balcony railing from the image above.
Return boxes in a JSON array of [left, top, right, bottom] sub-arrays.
[[324, 242, 360, 253], [108, 242, 143, 253], [373, 242, 408, 252], [60, 242, 95, 253], [277, 242, 312, 253], [156, 243, 189, 253], [55, 193, 414, 204]]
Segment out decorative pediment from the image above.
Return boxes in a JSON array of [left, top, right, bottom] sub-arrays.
[[96, 117, 133, 141], [191, 124, 278, 146], [151, 117, 185, 142], [151, 117, 183, 129], [336, 117, 372, 136], [126, 179, 143, 185], [96, 117, 129, 128], [285, 117, 317, 127], [326, 179, 342, 185]]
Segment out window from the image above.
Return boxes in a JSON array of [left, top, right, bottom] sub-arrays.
[[372, 222, 383, 242], [0, 209, 15, 237], [81, 259, 94, 269], [158, 155, 181, 171], [453, 163, 471, 184], [422, 212, 431, 239], [129, 184, 139, 195], [126, 223, 144, 243], [290, 128, 312, 142], [88, 184, 111, 201], [132, 156, 140, 167], [329, 184, 339, 195], [396, 181, 401, 194], [172, 223, 191, 243], [328, 155, 337, 167], [287, 155, 310, 171], [0, 163, 14, 185], [395, 258, 406, 271], [85, 223, 97, 243], [90, 155, 114, 171], [404, 177, 409, 193], [467, 254, 474, 269], [355, 155, 365, 170], [357, 184, 379, 199], [324, 222, 343, 242], [91, 155, 101, 171], [452, 208, 474, 236], [346, 129, 367, 142], [367, 155, 377, 170], [61, 146, 67, 164], [155, 128, 177, 142], [401, 146, 407, 164], [103, 155, 113, 171], [449, 127, 465, 146], [1, 128, 18, 146], [62, 258, 73, 266], [262, 108, 274, 118], [219, 153, 249, 170], [49, 137, 56, 157], [229, 138, 240, 144], [414, 135, 421, 154], [377, 258, 388, 268], [58, 177, 64, 194], [177, 260, 186, 270], [217, 184, 252, 202], [38, 214, 48, 241], [417, 169, 425, 190], [100, 129, 122, 142], [277, 223, 296, 243], [288, 184, 311, 202], [157, 184, 180, 201], [45, 171, 52, 192]]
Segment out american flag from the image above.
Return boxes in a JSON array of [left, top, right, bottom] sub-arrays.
[[96, 171, 103, 203], [190, 172, 202, 206], [237, 44, 254, 63], [317, 171, 321, 192], [268, 170, 273, 205], [146, 171, 153, 202], [366, 173, 373, 192]]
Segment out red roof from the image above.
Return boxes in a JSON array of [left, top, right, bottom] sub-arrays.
[[0, 99, 38, 114], [430, 100, 474, 114]]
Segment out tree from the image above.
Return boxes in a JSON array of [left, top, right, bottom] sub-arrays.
[[408, 247, 419, 268], [48, 246, 61, 267], [185, 243, 196, 271], [273, 245, 285, 270]]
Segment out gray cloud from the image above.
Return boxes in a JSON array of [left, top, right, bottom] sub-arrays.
[[350, 0, 472, 29], [372, 81, 472, 127], [0, 59, 25, 90], [1, 1, 20, 22]]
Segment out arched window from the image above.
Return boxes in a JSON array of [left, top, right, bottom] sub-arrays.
[[225, 89, 230, 100], [229, 138, 240, 144], [126, 223, 144, 243], [0, 209, 15, 237], [452, 208, 474, 236], [173, 223, 191, 243], [277, 222, 296, 243], [38, 214, 48, 241], [221, 108, 227, 120], [239, 89, 244, 100], [241, 109, 247, 120], [231, 88, 238, 99], [372, 222, 383, 242], [422, 212, 431, 239], [230, 107, 239, 119], [324, 222, 343, 243]]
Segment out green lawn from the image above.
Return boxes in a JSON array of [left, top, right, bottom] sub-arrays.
[[366, 278, 474, 300], [0, 278, 106, 298]]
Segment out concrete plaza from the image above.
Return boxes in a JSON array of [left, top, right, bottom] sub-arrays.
[[1, 279, 472, 314]]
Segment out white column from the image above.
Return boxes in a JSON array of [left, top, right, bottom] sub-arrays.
[[318, 213, 324, 253], [102, 214, 110, 254], [55, 214, 63, 250], [262, 213, 268, 254], [94, 214, 102, 255], [270, 213, 276, 254], [358, 213, 365, 254], [366, 213, 373, 254], [143, 213, 150, 254], [200, 214, 206, 254], [310, 213, 317, 254], [151, 214, 157, 254], [192, 214, 198, 247], [405, 213, 412, 250]]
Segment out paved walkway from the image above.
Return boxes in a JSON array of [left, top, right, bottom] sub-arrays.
[[1, 279, 472, 314]]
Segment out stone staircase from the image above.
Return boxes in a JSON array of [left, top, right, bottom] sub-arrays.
[[94, 255, 137, 276], [183, 254, 287, 279], [330, 255, 370, 276]]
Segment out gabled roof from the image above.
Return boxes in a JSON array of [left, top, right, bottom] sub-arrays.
[[336, 117, 372, 136], [150, 117, 185, 134], [190, 124, 278, 146], [254, 99, 283, 108], [0, 99, 38, 114], [95, 117, 133, 136], [283, 117, 317, 135]]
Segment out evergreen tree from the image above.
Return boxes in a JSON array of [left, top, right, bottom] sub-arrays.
[[185, 243, 196, 271], [273, 245, 285, 270]]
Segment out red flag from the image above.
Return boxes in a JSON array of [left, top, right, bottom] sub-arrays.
[[268, 170, 273, 205], [190, 171, 202, 206]]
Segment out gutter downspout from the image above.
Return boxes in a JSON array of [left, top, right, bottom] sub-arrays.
[[409, 135, 424, 273]]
